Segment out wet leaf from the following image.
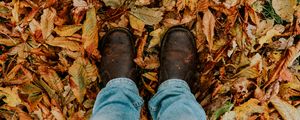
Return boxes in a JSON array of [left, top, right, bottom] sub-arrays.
[[148, 28, 165, 49]]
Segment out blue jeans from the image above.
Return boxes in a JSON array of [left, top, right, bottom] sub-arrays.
[[91, 78, 206, 120]]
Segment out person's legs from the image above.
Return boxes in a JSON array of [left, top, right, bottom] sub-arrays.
[[149, 27, 206, 120], [91, 28, 143, 120], [149, 79, 206, 120], [91, 78, 143, 120]]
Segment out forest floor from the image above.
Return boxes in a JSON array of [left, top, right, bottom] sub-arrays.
[[0, 0, 300, 119]]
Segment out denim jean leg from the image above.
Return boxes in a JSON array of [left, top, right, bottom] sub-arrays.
[[91, 78, 144, 120], [149, 79, 206, 120]]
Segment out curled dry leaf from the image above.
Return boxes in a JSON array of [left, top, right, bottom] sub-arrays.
[[148, 28, 165, 49], [0, 87, 22, 107], [129, 14, 145, 33]]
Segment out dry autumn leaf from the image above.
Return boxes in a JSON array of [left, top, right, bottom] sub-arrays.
[[270, 96, 300, 120], [41, 8, 56, 39], [54, 25, 82, 37], [82, 6, 99, 56], [130, 7, 163, 25], [46, 37, 81, 51], [68, 57, 98, 103], [203, 9, 216, 52], [272, 0, 297, 22], [0, 87, 22, 107]]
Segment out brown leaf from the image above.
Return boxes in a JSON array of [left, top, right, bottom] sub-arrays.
[[0, 87, 22, 107], [130, 7, 163, 25], [82, 7, 99, 56], [265, 41, 300, 87], [203, 9, 215, 52], [272, 0, 297, 22], [41, 8, 56, 39], [46, 37, 81, 51], [270, 96, 300, 120], [38, 66, 64, 92], [68, 57, 98, 103], [234, 99, 266, 120], [54, 25, 82, 37]]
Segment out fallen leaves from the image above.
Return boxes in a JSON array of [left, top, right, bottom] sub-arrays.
[[0, 0, 300, 119]]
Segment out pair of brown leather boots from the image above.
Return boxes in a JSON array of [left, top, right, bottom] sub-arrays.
[[99, 26, 198, 87]]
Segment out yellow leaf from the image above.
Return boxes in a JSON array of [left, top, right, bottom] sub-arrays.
[[0, 38, 20, 46], [272, 0, 297, 22], [54, 25, 82, 37], [129, 15, 145, 32], [257, 25, 284, 48], [41, 8, 56, 39], [82, 7, 98, 56], [130, 7, 163, 25], [203, 9, 215, 52], [0, 87, 22, 107], [234, 99, 265, 120], [270, 96, 300, 120], [163, 0, 176, 11], [38, 66, 64, 92], [68, 57, 98, 103], [142, 72, 158, 82], [46, 37, 81, 51], [148, 28, 165, 48]]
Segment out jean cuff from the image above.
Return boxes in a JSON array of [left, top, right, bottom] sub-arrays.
[[158, 79, 191, 92], [106, 78, 139, 95]]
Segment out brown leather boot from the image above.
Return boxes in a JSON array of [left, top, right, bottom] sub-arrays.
[[98, 28, 137, 85], [159, 26, 198, 86]]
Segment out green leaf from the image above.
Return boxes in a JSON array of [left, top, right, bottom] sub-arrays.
[[211, 102, 234, 120]]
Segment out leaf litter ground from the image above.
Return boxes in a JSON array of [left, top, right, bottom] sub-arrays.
[[0, 0, 300, 119]]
